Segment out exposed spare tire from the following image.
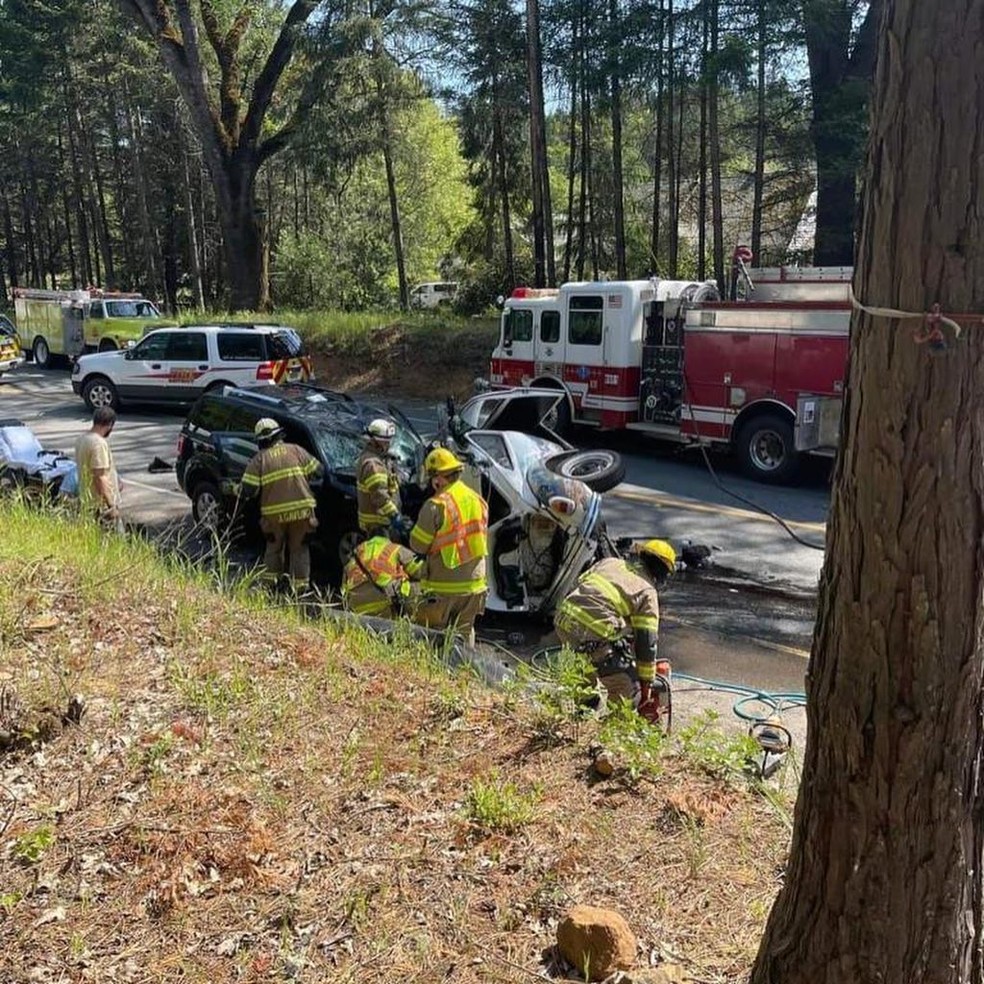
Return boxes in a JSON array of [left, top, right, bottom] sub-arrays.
[[547, 449, 626, 492]]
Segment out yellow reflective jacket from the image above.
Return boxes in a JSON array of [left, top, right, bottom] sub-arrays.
[[356, 448, 401, 533], [241, 442, 322, 522], [342, 535, 423, 616], [554, 557, 660, 681], [409, 479, 489, 596]]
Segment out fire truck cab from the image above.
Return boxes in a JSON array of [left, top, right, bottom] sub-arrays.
[[490, 266, 852, 483]]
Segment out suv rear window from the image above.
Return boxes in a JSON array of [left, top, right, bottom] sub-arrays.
[[188, 395, 230, 433], [266, 330, 303, 359], [218, 333, 267, 361]]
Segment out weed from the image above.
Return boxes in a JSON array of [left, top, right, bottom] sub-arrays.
[[675, 710, 760, 782], [428, 688, 466, 722], [12, 825, 54, 864], [598, 697, 667, 782], [140, 732, 175, 778], [464, 773, 541, 833], [0, 892, 23, 914], [528, 646, 598, 744], [682, 815, 708, 878]]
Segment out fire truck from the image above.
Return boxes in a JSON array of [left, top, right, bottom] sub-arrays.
[[13, 287, 171, 368], [488, 262, 852, 483]]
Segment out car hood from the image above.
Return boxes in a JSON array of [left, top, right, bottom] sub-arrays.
[[458, 389, 568, 444]]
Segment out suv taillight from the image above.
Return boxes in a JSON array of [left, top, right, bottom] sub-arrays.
[[176, 434, 185, 456], [256, 361, 274, 381]]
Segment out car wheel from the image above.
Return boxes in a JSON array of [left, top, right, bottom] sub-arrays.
[[98, 338, 118, 352], [192, 480, 226, 529], [32, 336, 50, 369], [548, 449, 626, 493], [205, 381, 234, 394], [735, 412, 799, 484], [82, 376, 120, 412]]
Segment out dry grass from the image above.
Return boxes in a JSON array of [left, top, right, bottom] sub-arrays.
[[0, 503, 791, 983]]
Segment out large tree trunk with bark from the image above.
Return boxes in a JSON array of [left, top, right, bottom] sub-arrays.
[[215, 154, 267, 312], [750, 2, 984, 981]]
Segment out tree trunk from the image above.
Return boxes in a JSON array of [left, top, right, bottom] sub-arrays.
[[750, 2, 984, 981], [666, 0, 678, 276], [697, 1, 708, 281], [609, 0, 626, 279], [708, 0, 725, 291], [650, 0, 665, 273], [215, 153, 267, 312], [181, 143, 206, 313], [576, 0, 589, 281], [804, 0, 881, 266], [2, 193, 18, 289], [383, 133, 409, 311], [751, 0, 767, 263], [563, 56, 578, 283], [527, 0, 547, 288]]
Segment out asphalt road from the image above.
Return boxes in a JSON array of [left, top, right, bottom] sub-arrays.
[[0, 365, 825, 742]]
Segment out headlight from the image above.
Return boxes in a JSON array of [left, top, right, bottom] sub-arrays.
[[71, 362, 80, 376]]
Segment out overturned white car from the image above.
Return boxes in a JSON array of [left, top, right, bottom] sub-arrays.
[[431, 388, 628, 617]]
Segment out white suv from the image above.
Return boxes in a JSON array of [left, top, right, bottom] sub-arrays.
[[71, 324, 313, 411]]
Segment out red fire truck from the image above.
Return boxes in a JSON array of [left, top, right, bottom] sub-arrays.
[[488, 263, 852, 483]]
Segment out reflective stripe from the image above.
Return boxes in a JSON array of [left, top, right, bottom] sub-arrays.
[[429, 487, 488, 569], [629, 615, 659, 632], [582, 572, 631, 617], [422, 577, 487, 596], [410, 526, 435, 550], [261, 502, 314, 519], [348, 598, 393, 616], [358, 472, 389, 492], [556, 600, 622, 641]]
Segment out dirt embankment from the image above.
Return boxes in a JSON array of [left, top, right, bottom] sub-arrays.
[[307, 319, 498, 401]]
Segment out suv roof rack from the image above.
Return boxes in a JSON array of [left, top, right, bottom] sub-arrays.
[[219, 383, 353, 408]]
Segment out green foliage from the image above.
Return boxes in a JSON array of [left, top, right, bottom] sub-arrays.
[[599, 697, 667, 782], [526, 646, 598, 744], [464, 774, 541, 833], [12, 825, 54, 864], [675, 709, 761, 781]]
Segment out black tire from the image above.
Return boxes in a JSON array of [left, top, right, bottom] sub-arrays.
[[32, 336, 51, 369], [82, 376, 120, 412], [98, 338, 118, 353], [735, 412, 799, 484], [191, 479, 227, 529], [547, 449, 625, 492]]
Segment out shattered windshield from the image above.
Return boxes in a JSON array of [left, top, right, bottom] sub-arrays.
[[312, 415, 420, 475]]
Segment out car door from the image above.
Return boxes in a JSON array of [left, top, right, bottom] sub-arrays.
[[164, 331, 210, 401], [118, 331, 172, 400]]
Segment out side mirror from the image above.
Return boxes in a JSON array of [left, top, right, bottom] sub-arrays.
[[123, 349, 134, 360]]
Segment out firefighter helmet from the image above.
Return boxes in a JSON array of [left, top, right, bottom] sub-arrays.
[[367, 418, 396, 441], [635, 539, 677, 578], [424, 447, 463, 475], [254, 418, 283, 441]]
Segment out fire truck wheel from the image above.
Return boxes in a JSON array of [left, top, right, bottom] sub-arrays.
[[82, 376, 120, 412], [32, 336, 51, 369], [549, 449, 626, 492], [735, 413, 798, 483]]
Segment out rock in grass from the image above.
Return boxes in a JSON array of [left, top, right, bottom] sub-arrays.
[[557, 904, 636, 981]]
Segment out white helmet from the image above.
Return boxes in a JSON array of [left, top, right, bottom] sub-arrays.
[[254, 417, 282, 440], [367, 418, 396, 442]]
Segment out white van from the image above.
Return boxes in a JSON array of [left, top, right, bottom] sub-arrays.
[[409, 281, 458, 309]]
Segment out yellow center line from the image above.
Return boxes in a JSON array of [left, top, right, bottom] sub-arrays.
[[663, 613, 812, 659], [611, 485, 827, 534]]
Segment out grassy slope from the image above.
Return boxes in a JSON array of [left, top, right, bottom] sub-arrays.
[[0, 502, 791, 983], [180, 309, 499, 400]]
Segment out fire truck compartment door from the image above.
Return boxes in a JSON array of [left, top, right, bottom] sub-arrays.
[[61, 306, 85, 358], [501, 307, 535, 380], [795, 395, 842, 451]]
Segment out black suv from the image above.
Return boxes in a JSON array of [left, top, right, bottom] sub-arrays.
[[176, 384, 425, 579]]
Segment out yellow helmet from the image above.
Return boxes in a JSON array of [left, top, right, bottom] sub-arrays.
[[424, 447, 464, 475], [637, 538, 677, 574]]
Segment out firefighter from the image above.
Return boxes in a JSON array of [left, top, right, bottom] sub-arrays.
[[553, 539, 677, 725], [409, 447, 489, 644], [240, 418, 324, 591], [356, 418, 406, 538], [342, 534, 424, 619]]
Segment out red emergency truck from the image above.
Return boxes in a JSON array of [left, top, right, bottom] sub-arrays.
[[488, 263, 852, 483]]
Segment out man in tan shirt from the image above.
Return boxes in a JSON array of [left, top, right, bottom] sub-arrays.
[[74, 407, 122, 530]]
